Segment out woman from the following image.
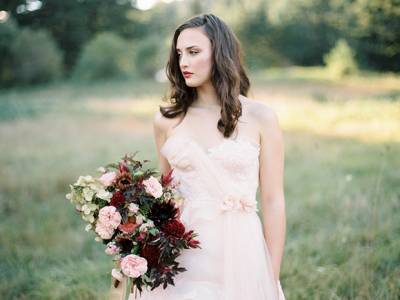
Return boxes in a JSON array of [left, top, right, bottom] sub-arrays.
[[135, 13, 286, 300]]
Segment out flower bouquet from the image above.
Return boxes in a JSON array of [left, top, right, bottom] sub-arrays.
[[66, 153, 201, 299]]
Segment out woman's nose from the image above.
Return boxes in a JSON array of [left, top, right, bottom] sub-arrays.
[[179, 54, 188, 69]]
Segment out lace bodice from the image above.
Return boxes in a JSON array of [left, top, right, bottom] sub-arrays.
[[160, 134, 260, 206]]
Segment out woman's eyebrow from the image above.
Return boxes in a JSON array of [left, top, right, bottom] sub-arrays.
[[176, 45, 198, 51]]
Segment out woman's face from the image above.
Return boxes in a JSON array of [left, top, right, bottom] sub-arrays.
[[176, 27, 213, 88]]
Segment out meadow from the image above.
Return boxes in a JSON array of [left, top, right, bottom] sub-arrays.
[[0, 68, 399, 299]]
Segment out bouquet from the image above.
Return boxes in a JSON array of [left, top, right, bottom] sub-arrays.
[[66, 153, 201, 298]]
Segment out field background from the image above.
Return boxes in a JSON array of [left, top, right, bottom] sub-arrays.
[[1, 67, 399, 299]]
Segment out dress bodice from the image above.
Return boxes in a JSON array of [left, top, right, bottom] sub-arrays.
[[160, 134, 260, 206]]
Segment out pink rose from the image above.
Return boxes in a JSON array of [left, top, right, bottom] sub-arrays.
[[142, 176, 163, 198], [220, 194, 258, 213], [98, 206, 121, 229], [99, 171, 116, 186], [240, 197, 258, 213], [220, 195, 241, 212], [95, 221, 114, 239], [105, 242, 120, 255], [120, 254, 148, 278]]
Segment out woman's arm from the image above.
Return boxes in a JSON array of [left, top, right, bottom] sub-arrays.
[[153, 110, 172, 176], [257, 105, 286, 282]]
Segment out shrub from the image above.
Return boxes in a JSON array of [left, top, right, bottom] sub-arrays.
[[324, 39, 358, 78], [134, 35, 168, 78], [0, 18, 19, 87], [11, 28, 63, 85], [0, 19, 62, 87], [73, 32, 134, 80]]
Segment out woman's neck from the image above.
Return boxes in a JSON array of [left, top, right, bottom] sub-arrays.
[[194, 82, 220, 108]]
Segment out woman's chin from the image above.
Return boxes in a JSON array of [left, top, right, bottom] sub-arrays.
[[184, 80, 199, 87]]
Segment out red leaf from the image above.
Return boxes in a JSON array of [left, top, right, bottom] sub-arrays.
[[161, 168, 175, 187]]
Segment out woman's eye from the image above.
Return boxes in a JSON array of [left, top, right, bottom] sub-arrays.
[[190, 51, 198, 55]]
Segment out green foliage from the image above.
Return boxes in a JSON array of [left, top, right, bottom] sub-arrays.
[[0, 18, 62, 87], [72, 32, 135, 80], [11, 28, 63, 85], [1, 0, 399, 88], [134, 35, 168, 78], [237, 9, 290, 69], [324, 39, 358, 78], [0, 18, 19, 87]]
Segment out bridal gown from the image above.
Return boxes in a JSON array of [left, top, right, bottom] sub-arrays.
[[129, 121, 286, 300]]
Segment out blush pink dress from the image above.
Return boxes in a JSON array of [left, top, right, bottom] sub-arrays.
[[129, 126, 286, 300]]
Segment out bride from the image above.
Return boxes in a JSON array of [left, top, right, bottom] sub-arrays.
[[132, 13, 286, 300]]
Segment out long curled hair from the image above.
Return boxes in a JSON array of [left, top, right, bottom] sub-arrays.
[[160, 13, 250, 138]]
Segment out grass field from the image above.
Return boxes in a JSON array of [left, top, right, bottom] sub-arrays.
[[1, 68, 399, 299]]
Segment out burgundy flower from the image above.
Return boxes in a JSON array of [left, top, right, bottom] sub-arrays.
[[115, 236, 133, 253], [115, 171, 133, 191], [140, 244, 161, 268], [110, 191, 126, 207], [162, 219, 185, 238]]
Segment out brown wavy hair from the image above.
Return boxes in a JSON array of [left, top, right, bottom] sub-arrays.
[[160, 13, 250, 138]]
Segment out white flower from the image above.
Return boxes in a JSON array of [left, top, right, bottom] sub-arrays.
[[97, 189, 112, 201], [76, 175, 95, 186], [135, 214, 144, 225], [128, 203, 139, 214], [83, 188, 95, 201], [82, 214, 95, 223], [97, 166, 106, 173], [81, 203, 98, 215], [139, 220, 154, 232], [85, 224, 92, 232]]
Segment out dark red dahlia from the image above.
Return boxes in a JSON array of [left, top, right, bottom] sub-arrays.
[[115, 236, 133, 253], [110, 191, 125, 207], [141, 244, 161, 268], [148, 201, 179, 227], [162, 219, 185, 238]]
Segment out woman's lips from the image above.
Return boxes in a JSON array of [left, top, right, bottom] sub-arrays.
[[183, 72, 193, 78]]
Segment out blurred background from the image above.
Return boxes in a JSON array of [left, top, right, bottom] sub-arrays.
[[0, 0, 399, 299]]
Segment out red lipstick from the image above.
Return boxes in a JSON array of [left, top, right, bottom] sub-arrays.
[[183, 71, 193, 78]]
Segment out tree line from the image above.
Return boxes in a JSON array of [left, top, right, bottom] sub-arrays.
[[0, 0, 398, 87]]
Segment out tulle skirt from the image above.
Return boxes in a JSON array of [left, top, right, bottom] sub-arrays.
[[130, 198, 285, 300]]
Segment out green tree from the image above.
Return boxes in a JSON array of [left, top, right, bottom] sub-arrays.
[[11, 27, 63, 84], [0, 17, 19, 87], [324, 39, 358, 78], [72, 32, 134, 80]]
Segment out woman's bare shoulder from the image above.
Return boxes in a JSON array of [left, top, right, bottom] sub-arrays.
[[153, 109, 184, 138], [240, 95, 278, 123]]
